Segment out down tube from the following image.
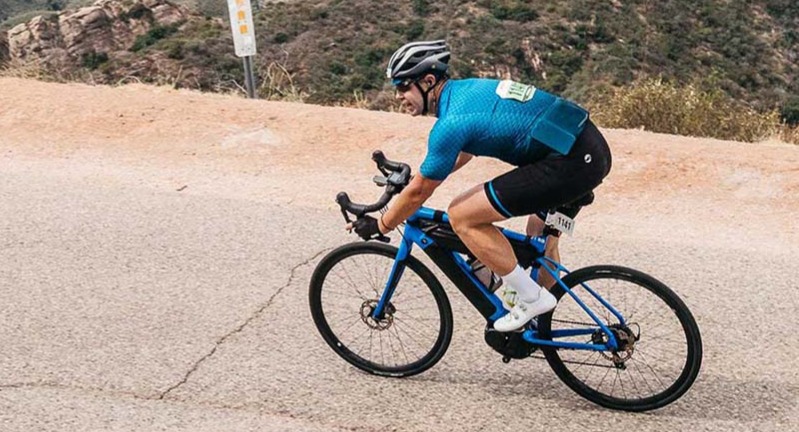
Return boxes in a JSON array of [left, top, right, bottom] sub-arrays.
[[420, 244, 505, 321], [372, 237, 413, 318]]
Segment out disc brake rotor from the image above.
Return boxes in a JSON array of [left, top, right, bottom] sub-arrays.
[[595, 324, 640, 365], [359, 299, 395, 330]]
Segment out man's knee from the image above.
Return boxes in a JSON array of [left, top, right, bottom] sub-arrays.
[[448, 201, 470, 234]]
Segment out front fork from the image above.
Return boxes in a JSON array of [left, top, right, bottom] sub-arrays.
[[371, 236, 413, 319]]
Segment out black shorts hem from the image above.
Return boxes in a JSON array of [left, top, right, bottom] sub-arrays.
[[483, 182, 514, 219]]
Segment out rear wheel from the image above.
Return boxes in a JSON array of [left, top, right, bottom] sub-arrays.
[[309, 242, 453, 377], [537, 266, 702, 411]]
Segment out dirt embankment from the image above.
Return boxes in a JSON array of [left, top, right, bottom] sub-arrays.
[[1, 77, 797, 252]]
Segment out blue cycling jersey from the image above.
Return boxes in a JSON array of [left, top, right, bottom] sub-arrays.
[[420, 78, 587, 180]]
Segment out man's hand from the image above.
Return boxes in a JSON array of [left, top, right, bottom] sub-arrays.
[[347, 215, 386, 241]]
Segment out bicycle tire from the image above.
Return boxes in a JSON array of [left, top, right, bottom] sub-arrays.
[[537, 265, 703, 411], [309, 242, 453, 377]]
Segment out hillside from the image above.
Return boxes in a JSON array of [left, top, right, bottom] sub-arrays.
[[1, 0, 797, 115], [251, 0, 799, 111]]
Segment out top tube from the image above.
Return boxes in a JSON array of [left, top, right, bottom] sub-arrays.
[[408, 206, 547, 255]]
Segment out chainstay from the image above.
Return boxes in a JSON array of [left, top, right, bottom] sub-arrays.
[[530, 319, 615, 369]]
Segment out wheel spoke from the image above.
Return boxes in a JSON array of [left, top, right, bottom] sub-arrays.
[[391, 324, 413, 364], [332, 264, 370, 300]]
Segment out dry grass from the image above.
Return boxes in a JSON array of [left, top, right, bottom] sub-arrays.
[[256, 60, 308, 102], [0, 58, 62, 81], [780, 124, 799, 145], [335, 90, 370, 109], [589, 78, 781, 143]]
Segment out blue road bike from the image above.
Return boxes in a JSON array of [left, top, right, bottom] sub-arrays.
[[309, 152, 702, 411]]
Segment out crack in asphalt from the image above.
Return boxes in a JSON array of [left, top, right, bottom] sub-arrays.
[[157, 247, 332, 400], [0, 380, 162, 402], [0, 381, 60, 390]]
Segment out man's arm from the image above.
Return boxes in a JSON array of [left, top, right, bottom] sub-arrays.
[[379, 153, 469, 232], [378, 174, 442, 233]]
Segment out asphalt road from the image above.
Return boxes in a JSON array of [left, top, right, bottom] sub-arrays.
[[1, 154, 797, 432]]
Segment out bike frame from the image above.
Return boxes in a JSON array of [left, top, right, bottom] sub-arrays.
[[371, 206, 626, 352]]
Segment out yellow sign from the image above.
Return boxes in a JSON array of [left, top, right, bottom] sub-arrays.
[[226, 0, 257, 57]]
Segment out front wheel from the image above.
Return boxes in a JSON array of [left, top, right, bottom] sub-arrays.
[[538, 266, 703, 411], [309, 242, 453, 377]]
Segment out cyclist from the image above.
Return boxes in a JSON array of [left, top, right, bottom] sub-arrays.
[[348, 40, 612, 332]]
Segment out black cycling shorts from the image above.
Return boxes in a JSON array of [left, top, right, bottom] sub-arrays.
[[484, 119, 612, 220]]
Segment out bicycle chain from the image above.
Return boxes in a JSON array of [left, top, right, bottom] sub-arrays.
[[550, 318, 600, 327], [527, 354, 616, 369]]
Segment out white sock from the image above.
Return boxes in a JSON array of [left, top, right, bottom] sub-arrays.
[[500, 265, 542, 302]]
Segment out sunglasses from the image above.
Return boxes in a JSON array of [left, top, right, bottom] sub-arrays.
[[394, 78, 416, 93]]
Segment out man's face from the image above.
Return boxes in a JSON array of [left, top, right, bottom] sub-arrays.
[[394, 79, 423, 116]]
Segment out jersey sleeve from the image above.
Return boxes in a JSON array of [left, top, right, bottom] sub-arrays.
[[419, 118, 472, 181]]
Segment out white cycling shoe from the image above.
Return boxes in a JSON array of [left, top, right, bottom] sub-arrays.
[[493, 289, 557, 332]]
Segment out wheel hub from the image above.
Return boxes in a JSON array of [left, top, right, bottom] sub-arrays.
[[360, 299, 395, 330], [592, 323, 640, 367]]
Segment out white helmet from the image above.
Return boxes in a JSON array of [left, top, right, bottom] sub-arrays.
[[386, 40, 450, 85]]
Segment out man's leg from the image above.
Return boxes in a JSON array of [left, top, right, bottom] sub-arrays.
[[448, 184, 516, 275], [526, 215, 560, 289], [448, 184, 556, 332]]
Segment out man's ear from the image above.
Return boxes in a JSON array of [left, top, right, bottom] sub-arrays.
[[423, 74, 437, 89]]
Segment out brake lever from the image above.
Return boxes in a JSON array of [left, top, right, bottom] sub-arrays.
[[339, 207, 352, 224]]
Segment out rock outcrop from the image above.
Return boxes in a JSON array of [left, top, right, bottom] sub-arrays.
[[0, 30, 8, 64], [5, 0, 187, 64], [7, 14, 65, 63]]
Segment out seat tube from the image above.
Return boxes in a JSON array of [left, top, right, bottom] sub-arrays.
[[373, 236, 413, 318]]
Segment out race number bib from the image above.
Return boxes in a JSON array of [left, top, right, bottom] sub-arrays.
[[545, 211, 576, 236], [496, 80, 536, 102]]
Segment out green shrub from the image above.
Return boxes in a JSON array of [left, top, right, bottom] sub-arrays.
[[589, 78, 780, 142], [329, 61, 347, 75], [311, 7, 329, 20], [130, 24, 180, 52], [354, 48, 384, 68], [490, 1, 538, 22], [119, 4, 152, 23], [413, 0, 429, 16], [81, 50, 108, 69], [196, 0, 227, 18], [164, 41, 184, 59], [548, 50, 583, 78], [405, 19, 425, 40], [780, 96, 799, 126], [46, 0, 65, 11]]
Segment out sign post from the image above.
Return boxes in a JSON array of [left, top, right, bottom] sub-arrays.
[[226, 0, 258, 99]]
